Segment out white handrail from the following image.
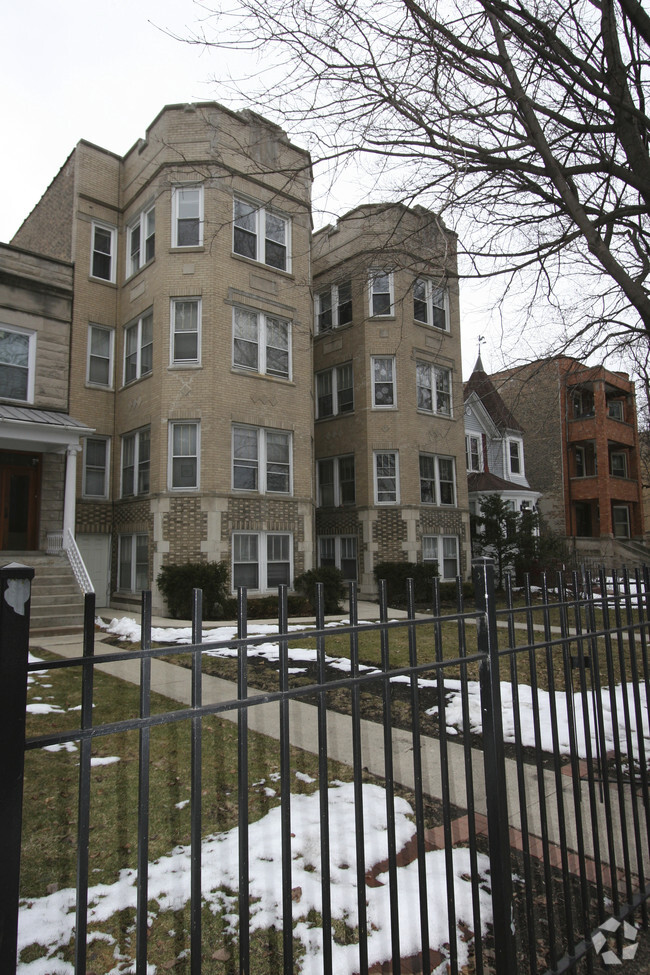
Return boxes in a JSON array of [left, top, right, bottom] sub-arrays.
[[64, 529, 95, 594]]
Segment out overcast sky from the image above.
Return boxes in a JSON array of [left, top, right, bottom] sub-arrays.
[[1, 0, 507, 378]]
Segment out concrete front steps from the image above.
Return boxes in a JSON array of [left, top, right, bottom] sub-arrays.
[[1, 551, 85, 635]]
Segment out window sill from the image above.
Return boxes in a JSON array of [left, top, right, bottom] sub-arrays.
[[231, 367, 294, 385], [315, 321, 354, 339], [414, 319, 450, 334], [170, 246, 205, 254], [316, 411, 355, 422], [85, 382, 114, 391], [168, 363, 202, 371], [89, 276, 117, 287], [231, 252, 293, 278], [416, 409, 453, 420], [124, 258, 155, 284]]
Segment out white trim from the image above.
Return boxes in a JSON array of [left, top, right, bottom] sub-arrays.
[[232, 306, 291, 379], [232, 424, 293, 495], [168, 420, 200, 491], [413, 277, 449, 331], [231, 530, 293, 592], [171, 185, 204, 248], [233, 197, 291, 272], [90, 221, 117, 282], [371, 355, 396, 408], [170, 298, 202, 366], [0, 323, 36, 404], [374, 450, 400, 504], [86, 324, 114, 388], [368, 270, 394, 317], [82, 435, 110, 499], [127, 204, 155, 276]]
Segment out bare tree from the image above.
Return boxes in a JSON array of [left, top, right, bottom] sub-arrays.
[[190, 0, 650, 360]]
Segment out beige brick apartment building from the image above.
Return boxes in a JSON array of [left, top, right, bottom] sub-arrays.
[[313, 205, 470, 592], [2, 103, 470, 610]]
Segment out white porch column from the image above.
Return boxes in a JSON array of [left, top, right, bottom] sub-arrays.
[[62, 445, 81, 547]]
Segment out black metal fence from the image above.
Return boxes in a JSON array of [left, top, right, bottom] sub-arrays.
[[1, 559, 650, 974]]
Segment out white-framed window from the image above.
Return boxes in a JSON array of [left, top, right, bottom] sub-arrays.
[[319, 535, 358, 580], [465, 434, 481, 472], [369, 270, 394, 317], [232, 425, 292, 494], [121, 427, 150, 497], [82, 436, 110, 499], [422, 535, 459, 580], [124, 311, 153, 384], [508, 439, 523, 476], [169, 421, 199, 490], [315, 282, 353, 333], [610, 451, 628, 478], [419, 454, 456, 505], [171, 298, 201, 365], [127, 205, 155, 276], [90, 222, 117, 282], [233, 198, 290, 271], [118, 533, 149, 591], [316, 362, 354, 418], [0, 325, 35, 403], [317, 455, 355, 507], [172, 185, 203, 248], [374, 451, 399, 504], [232, 531, 292, 591], [233, 307, 290, 379], [413, 278, 449, 331], [87, 324, 114, 387], [371, 356, 396, 408], [416, 361, 452, 416]]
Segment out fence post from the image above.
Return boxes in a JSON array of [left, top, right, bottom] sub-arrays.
[[473, 557, 517, 975], [0, 562, 35, 975]]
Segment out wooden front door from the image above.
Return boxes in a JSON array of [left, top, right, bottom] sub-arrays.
[[0, 461, 40, 550]]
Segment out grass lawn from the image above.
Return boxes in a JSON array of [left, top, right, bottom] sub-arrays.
[[20, 646, 460, 975]]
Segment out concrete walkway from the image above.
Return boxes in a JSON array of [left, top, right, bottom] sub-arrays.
[[29, 608, 648, 878]]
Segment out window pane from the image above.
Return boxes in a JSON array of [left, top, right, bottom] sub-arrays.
[[338, 281, 353, 325], [135, 535, 149, 590], [319, 537, 336, 565], [337, 363, 354, 412], [234, 308, 259, 371], [92, 227, 112, 279], [318, 459, 334, 506], [435, 369, 451, 414], [373, 358, 394, 405], [233, 427, 258, 489], [234, 200, 257, 259], [414, 278, 428, 323], [376, 452, 397, 502], [266, 432, 290, 492], [317, 290, 333, 332], [422, 536, 438, 563], [265, 213, 287, 270], [339, 456, 355, 504], [266, 317, 289, 377], [416, 363, 432, 411], [317, 371, 333, 417], [432, 288, 447, 329], [138, 430, 150, 495], [119, 535, 133, 589]]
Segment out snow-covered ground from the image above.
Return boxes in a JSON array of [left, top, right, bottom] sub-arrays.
[[18, 775, 491, 975]]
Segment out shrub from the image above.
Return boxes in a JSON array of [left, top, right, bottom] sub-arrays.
[[373, 561, 439, 605], [156, 561, 229, 620], [293, 566, 346, 614]]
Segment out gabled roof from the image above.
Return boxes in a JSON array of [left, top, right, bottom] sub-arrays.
[[463, 354, 523, 433]]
